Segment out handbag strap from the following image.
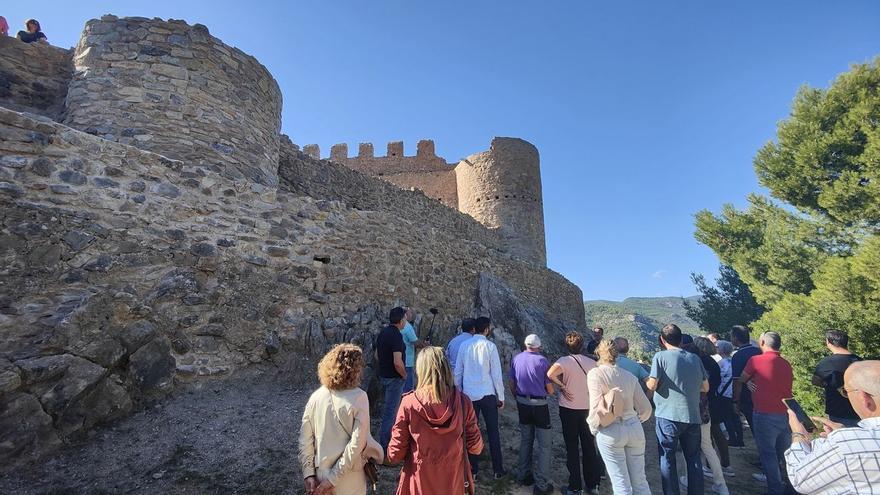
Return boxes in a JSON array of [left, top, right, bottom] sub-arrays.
[[569, 354, 589, 377], [718, 377, 733, 396], [459, 391, 473, 495]]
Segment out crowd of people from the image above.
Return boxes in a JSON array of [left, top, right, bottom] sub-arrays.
[[298, 307, 880, 495], [0, 16, 49, 43]]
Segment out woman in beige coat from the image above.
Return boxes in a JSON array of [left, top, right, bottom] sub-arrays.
[[299, 344, 384, 495], [587, 340, 653, 495]]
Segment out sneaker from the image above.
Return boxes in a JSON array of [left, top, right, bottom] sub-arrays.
[[712, 483, 730, 495], [722, 466, 735, 477], [752, 473, 767, 483], [703, 466, 714, 479], [679, 475, 689, 488], [532, 484, 554, 495], [494, 471, 508, 480]]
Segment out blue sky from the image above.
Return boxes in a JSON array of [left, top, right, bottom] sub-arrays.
[[6, 1, 879, 300]]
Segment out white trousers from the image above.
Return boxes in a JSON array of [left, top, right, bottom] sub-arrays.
[[701, 421, 726, 486], [595, 416, 651, 495]]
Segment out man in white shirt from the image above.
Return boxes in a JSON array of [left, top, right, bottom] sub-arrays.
[[785, 360, 880, 494], [454, 316, 506, 479]]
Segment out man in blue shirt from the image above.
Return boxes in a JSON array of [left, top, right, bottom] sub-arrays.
[[614, 337, 652, 398], [446, 318, 476, 371], [400, 307, 427, 392], [647, 324, 709, 495]]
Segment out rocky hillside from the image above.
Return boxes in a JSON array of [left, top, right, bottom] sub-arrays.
[[584, 297, 700, 358]]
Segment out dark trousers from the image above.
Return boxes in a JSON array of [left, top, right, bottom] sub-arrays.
[[656, 418, 704, 495], [719, 396, 744, 447], [559, 406, 602, 491], [741, 399, 755, 432], [708, 397, 729, 467], [470, 394, 504, 475]]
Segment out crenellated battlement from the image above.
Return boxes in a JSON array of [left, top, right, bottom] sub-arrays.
[[305, 139, 440, 163]]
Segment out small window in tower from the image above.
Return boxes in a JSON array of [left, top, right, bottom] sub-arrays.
[[504, 195, 509, 198], [495, 196, 499, 199], [476, 198, 480, 202]]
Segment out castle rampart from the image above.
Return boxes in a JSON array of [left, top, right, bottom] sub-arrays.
[[314, 139, 460, 207], [63, 15, 283, 186], [0, 16, 580, 465]]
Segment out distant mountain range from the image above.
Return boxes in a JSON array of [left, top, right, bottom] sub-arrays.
[[584, 296, 701, 358]]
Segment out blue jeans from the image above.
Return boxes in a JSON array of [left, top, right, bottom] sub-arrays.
[[379, 376, 404, 450], [656, 417, 703, 495], [403, 366, 415, 392], [516, 400, 551, 490], [470, 394, 504, 475], [752, 412, 790, 495]]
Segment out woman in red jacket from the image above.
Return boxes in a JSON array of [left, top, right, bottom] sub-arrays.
[[388, 346, 484, 495]]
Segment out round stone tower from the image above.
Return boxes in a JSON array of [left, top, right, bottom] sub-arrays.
[[455, 137, 547, 265], [63, 16, 282, 186]]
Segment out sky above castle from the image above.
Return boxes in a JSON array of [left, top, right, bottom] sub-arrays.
[[8, 1, 879, 301]]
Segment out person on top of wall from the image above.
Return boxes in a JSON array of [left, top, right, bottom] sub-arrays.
[[0, 17, 9, 37], [17, 19, 47, 43]]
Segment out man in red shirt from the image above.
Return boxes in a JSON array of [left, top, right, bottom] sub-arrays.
[[734, 331, 793, 495]]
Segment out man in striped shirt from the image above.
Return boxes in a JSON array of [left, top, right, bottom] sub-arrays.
[[785, 360, 880, 494]]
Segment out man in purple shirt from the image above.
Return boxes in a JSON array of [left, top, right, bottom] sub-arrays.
[[510, 334, 555, 494]]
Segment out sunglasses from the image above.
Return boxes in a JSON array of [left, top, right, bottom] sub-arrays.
[[838, 386, 861, 398]]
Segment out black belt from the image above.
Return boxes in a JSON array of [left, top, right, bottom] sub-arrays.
[[516, 394, 546, 400]]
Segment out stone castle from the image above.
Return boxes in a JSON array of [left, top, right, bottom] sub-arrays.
[[0, 16, 584, 464]]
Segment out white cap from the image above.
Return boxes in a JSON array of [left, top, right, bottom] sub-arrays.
[[524, 334, 541, 349]]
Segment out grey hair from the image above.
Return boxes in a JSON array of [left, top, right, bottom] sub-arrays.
[[760, 331, 782, 350], [715, 340, 734, 356]]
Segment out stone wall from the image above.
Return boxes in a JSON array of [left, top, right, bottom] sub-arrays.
[[279, 138, 506, 254], [456, 137, 547, 265], [305, 140, 459, 207], [0, 37, 73, 120], [63, 16, 282, 186], [0, 108, 584, 464]]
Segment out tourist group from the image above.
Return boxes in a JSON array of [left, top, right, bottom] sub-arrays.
[[298, 307, 880, 494]]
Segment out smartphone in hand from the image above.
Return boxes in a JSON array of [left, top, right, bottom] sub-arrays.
[[782, 398, 816, 432]]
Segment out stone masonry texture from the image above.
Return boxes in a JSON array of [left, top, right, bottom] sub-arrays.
[[63, 15, 283, 187], [0, 37, 73, 120], [0, 16, 580, 465]]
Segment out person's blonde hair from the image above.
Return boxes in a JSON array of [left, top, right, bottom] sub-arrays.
[[415, 346, 454, 404], [597, 340, 618, 365], [317, 343, 363, 390]]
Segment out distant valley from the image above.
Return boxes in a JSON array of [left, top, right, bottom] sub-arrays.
[[584, 296, 701, 358]]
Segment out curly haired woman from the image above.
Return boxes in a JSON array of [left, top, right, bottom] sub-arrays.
[[299, 344, 383, 495]]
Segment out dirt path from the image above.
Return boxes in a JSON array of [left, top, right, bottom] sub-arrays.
[[0, 366, 768, 494]]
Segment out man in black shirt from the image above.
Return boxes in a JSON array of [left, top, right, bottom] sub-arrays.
[[376, 306, 407, 451], [729, 325, 761, 446], [813, 330, 861, 427]]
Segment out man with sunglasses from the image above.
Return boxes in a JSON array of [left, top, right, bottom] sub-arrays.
[[785, 360, 880, 494]]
